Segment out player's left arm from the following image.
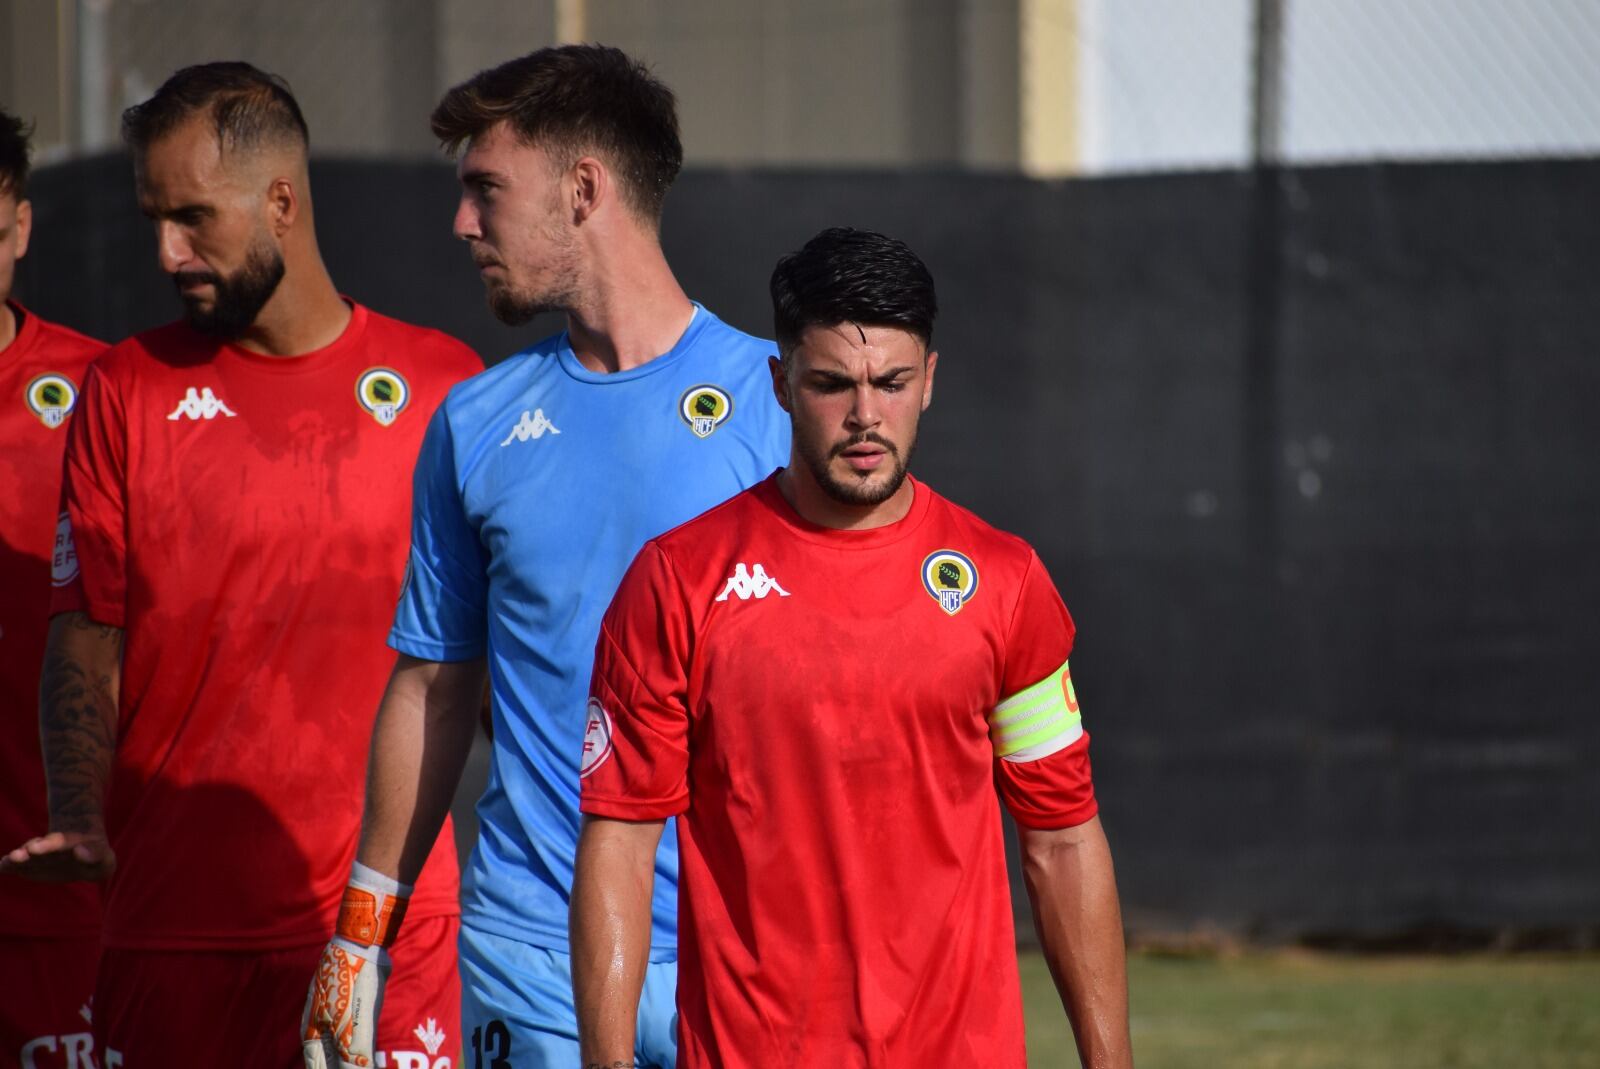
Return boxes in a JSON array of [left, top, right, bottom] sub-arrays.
[[1019, 815, 1133, 1069]]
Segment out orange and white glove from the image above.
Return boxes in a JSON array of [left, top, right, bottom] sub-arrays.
[[302, 862, 411, 1069]]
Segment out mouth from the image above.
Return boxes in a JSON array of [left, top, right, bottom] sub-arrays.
[[837, 441, 891, 473]]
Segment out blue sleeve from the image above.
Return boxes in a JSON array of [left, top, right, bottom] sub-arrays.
[[389, 402, 490, 661]]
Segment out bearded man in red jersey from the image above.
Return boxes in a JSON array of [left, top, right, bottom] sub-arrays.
[[572, 228, 1133, 1068], [0, 105, 108, 1069], [0, 64, 479, 1068]]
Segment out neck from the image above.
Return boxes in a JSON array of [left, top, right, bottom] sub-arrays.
[[565, 231, 693, 375], [776, 463, 917, 531], [230, 255, 350, 357], [0, 301, 15, 353]]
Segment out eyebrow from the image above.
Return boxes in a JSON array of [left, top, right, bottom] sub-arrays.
[[458, 167, 505, 185], [807, 366, 918, 384]]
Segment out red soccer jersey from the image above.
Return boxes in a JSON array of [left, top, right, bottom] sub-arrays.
[[0, 301, 105, 938], [583, 474, 1097, 1068], [50, 302, 479, 950]]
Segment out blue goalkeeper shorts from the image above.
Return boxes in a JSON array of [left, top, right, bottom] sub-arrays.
[[459, 921, 678, 1068]]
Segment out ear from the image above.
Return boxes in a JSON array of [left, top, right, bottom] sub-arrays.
[[920, 350, 938, 411], [12, 199, 32, 260], [571, 156, 607, 224], [768, 354, 793, 414], [265, 176, 298, 235]]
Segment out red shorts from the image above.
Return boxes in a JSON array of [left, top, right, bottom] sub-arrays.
[[93, 914, 460, 1068], [0, 935, 101, 1069]]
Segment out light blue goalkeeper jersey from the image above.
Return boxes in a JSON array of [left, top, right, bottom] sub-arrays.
[[391, 305, 789, 955]]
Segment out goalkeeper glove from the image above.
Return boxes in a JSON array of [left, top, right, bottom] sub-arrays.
[[302, 861, 411, 1069]]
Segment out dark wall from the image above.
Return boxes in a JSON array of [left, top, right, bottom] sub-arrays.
[[17, 155, 1599, 938]]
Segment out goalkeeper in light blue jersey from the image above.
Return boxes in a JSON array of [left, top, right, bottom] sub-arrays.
[[303, 46, 788, 1069]]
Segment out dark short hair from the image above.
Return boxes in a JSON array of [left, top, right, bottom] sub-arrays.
[[770, 228, 939, 358], [0, 108, 32, 200], [431, 45, 682, 224], [121, 62, 309, 157]]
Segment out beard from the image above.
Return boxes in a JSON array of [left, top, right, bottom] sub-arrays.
[[477, 218, 582, 326], [798, 429, 917, 507], [486, 278, 577, 326], [174, 238, 286, 338]]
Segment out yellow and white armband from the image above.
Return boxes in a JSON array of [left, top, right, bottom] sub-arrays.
[[989, 660, 1083, 763]]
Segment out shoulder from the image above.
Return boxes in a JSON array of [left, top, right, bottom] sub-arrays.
[[689, 308, 776, 366], [356, 306, 483, 375], [89, 323, 197, 383], [652, 480, 769, 560], [30, 314, 106, 367], [439, 332, 562, 415], [926, 484, 1035, 559]]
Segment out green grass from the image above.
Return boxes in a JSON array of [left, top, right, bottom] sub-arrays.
[[1021, 950, 1600, 1068]]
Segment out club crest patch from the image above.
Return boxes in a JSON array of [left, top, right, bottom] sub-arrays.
[[580, 698, 614, 778], [679, 384, 732, 438], [922, 549, 978, 615], [25, 373, 78, 429], [354, 367, 410, 426]]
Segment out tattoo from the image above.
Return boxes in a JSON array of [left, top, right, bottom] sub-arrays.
[[39, 613, 123, 833]]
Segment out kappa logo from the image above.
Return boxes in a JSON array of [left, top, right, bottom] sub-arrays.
[[580, 698, 613, 778], [500, 408, 560, 446], [921, 549, 979, 615], [715, 562, 790, 602], [25, 373, 78, 428], [165, 386, 236, 421]]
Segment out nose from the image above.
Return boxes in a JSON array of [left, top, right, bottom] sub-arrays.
[[845, 385, 880, 432], [155, 221, 192, 275], [453, 196, 481, 242]]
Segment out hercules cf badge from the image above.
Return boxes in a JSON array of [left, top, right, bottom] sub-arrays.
[[921, 550, 978, 615], [25, 373, 77, 428], [355, 367, 410, 426], [679, 384, 732, 438]]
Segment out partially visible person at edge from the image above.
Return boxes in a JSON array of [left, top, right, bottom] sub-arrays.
[[571, 227, 1135, 1068], [0, 63, 479, 1067], [302, 45, 789, 1069], [0, 105, 107, 1069]]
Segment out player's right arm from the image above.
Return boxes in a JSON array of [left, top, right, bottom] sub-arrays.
[[0, 611, 122, 881], [571, 814, 664, 1067]]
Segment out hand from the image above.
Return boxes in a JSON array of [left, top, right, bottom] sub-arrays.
[[302, 862, 412, 1068], [0, 830, 116, 881], [301, 938, 390, 1068]]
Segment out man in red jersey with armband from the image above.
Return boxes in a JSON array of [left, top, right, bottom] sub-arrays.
[[0, 64, 479, 1067], [572, 228, 1133, 1068], [0, 105, 107, 1069]]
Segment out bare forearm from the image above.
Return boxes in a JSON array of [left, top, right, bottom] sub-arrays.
[[39, 612, 123, 833], [571, 816, 661, 1067], [355, 654, 485, 883], [1022, 816, 1133, 1069]]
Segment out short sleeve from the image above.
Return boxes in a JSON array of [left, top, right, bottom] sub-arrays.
[[388, 403, 490, 661], [579, 542, 692, 821], [992, 551, 1098, 830], [51, 363, 127, 626]]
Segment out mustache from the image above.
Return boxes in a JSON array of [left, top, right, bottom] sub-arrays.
[[829, 433, 898, 460], [172, 270, 223, 289]]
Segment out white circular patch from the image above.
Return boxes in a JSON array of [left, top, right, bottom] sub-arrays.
[[51, 512, 79, 587], [579, 698, 614, 778], [678, 384, 732, 439], [26, 373, 78, 429], [354, 367, 411, 426]]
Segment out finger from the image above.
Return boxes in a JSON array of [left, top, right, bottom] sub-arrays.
[[301, 1035, 330, 1069]]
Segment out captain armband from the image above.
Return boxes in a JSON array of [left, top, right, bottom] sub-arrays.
[[989, 660, 1084, 763]]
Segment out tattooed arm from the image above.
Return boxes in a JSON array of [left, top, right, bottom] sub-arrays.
[[0, 610, 123, 881]]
